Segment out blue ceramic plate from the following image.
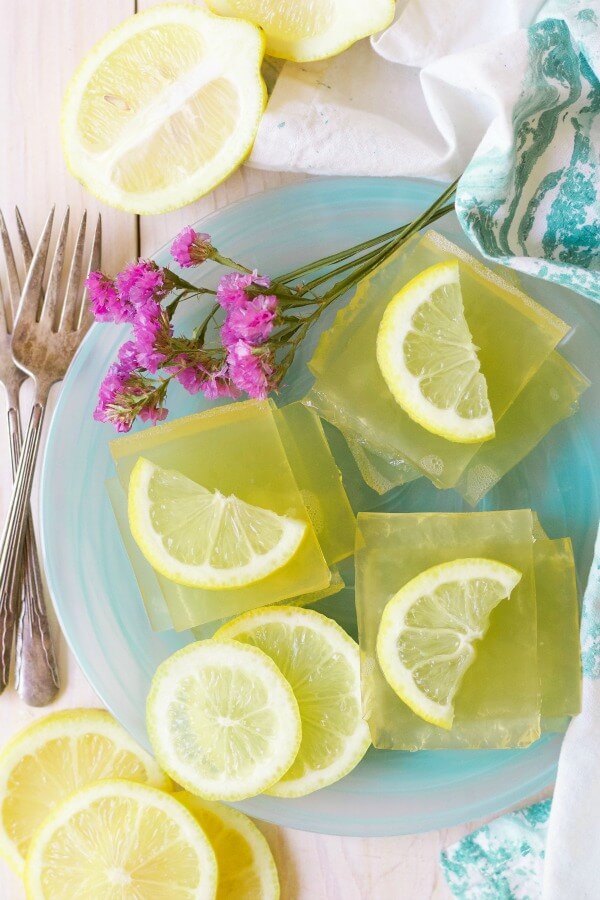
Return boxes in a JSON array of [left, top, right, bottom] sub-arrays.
[[40, 178, 600, 836]]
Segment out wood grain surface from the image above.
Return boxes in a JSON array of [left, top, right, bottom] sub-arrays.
[[0, 2, 547, 897]]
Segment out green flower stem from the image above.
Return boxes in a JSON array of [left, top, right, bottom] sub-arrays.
[[277, 181, 458, 283]]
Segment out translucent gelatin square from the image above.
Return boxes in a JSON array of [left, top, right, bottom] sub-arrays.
[[308, 230, 569, 489], [109, 400, 331, 630], [456, 355, 590, 506], [356, 510, 540, 750]]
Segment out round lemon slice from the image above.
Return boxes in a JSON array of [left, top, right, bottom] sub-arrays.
[[216, 606, 371, 797], [61, 4, 266, 213], [25, 780, 217, 900], [146, 639, 302, 801], [206, 0, 395, 62], [178, 794, 280, 900], [0, 709, 170, 877], [128, 458, 306, 589], [376, 558, 522, 729], [376, 261, 495, 443]]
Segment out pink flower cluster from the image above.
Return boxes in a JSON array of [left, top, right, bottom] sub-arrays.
[[93, 344, 167, 432], [217, 270, 278, 400], [86, 260, 167, 324], [170, 227, 213, 268]]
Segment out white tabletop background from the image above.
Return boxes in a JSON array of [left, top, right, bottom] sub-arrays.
[[0, 2, 550, 897]]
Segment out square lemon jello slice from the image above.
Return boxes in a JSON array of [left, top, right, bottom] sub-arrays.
[[356, 510, 541, 750], [109, 400, 355, 630], [307, 230, 569, 490]]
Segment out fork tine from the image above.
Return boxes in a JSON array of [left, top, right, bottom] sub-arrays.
[[59, 211, 86, 331], [77, 213, 101, 331], [40, 208, 69, 330], [0, 208, 20, 318], [16, 206, 55, 329], [15, 206, 34, 270]]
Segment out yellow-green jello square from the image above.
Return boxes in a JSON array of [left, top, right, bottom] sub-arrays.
[[307, 230, 569, 489], [109, 400, 334, 630], [356, 510, 541, 750]]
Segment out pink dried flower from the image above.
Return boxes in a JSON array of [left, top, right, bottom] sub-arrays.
[[138, 403, 168, 425], [86, 271, 134, 323], [171, 227, 213, 268], [132, 298, 172, 374], [227, 341, 277, 399], [221, 294, 277, 348], [202, 367, 240, 400], [94, 355, 168, 432], [216, 270, 270, 311], [116, 260, 168, 307]]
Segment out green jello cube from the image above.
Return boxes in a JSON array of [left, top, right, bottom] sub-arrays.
[[356, 510, 541, 750], [109, 400, 355, 630], [308, 230, 569, 489]]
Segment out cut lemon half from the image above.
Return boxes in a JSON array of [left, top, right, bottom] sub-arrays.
[[25, 780, 217, 900], [0, 709, 170, 877], [206, 0, 395, 62], [178, 794, 280, 900], [216, 606, 371, 797], [376, 558, 522, 729], [376, 261, 495, 443], [61, 4, 266, 213], [128, 458, 306, 589], [146, 639, 302, 801]]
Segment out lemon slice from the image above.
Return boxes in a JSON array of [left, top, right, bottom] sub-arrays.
[[376, 261, 495, 443], [376, 558, 522, 729], [25, 780, 217, 900], [128, 458, 306, 589], [61, 4, 266, 213], [216, 606, 370, 797], [146, 639, 302, 801], [178, 794, 280, 900], [0, 709, 170, 877], [206, 0, 395, 61]]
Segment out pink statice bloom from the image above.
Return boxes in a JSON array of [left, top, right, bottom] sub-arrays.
[[168, 354, 239, 400], [116, 260, 167, 307], [171, 227, 212, 268], [202, 367, 240, 400], [221, 294, 277, 348], [86, 271, 134, 323], [227, 341, 276, 399], [216, 270, 270, 311], [132, 298, 171, 373], [138, 403, 168, 425], [93, 358, 134, 432]]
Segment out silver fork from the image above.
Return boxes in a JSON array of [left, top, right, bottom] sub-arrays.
[[0, 209, 101, 688], [0, 208, 59, 702]]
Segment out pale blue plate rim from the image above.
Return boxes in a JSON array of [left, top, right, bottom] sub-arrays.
[[39, 175, 594, 836]]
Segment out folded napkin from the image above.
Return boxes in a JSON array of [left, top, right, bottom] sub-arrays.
[[440, 522, 600, 899], [250, 0, 600, 301]]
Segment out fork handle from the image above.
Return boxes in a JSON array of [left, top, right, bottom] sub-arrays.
[[0, 407, 23, 692], [7, 407, 59, 705], [0, 400, 47, 691]]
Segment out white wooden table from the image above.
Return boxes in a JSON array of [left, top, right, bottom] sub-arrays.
[[0, 3, 549, 897]]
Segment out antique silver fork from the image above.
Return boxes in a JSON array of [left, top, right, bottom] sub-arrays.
[[0, 208, 60, 702], [0, 209, 100, 689]]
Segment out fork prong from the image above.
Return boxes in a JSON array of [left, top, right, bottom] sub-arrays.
[[15, 206, 34, 270], [0, 208, 20, 318], [77, 213, 101, 331], [15, 206, 55, 330], [59, 211, 87, 332], [40, 208, 69, 330]]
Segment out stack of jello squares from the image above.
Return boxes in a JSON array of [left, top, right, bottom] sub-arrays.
[[306, 230, 589, 503], [107, 399, 356, 632]]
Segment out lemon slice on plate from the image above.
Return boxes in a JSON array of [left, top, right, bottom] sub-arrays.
[[146, 639, 302, 801], [376, 558, 522, 729], [0, 709, 169, 877], [25, 780, 217, 900], [206, 0, 395, 62], [128, 457, 306, 589], [216, 606, 370, 797], [376, 261, 495, 443], [178, 794, 280, 900], [61, 3, 266, 213]]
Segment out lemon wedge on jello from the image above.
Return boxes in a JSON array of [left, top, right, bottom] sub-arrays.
[[128, 457, 306, 589], [377, 261, 495, 444], [61, 3, 266, 214]]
